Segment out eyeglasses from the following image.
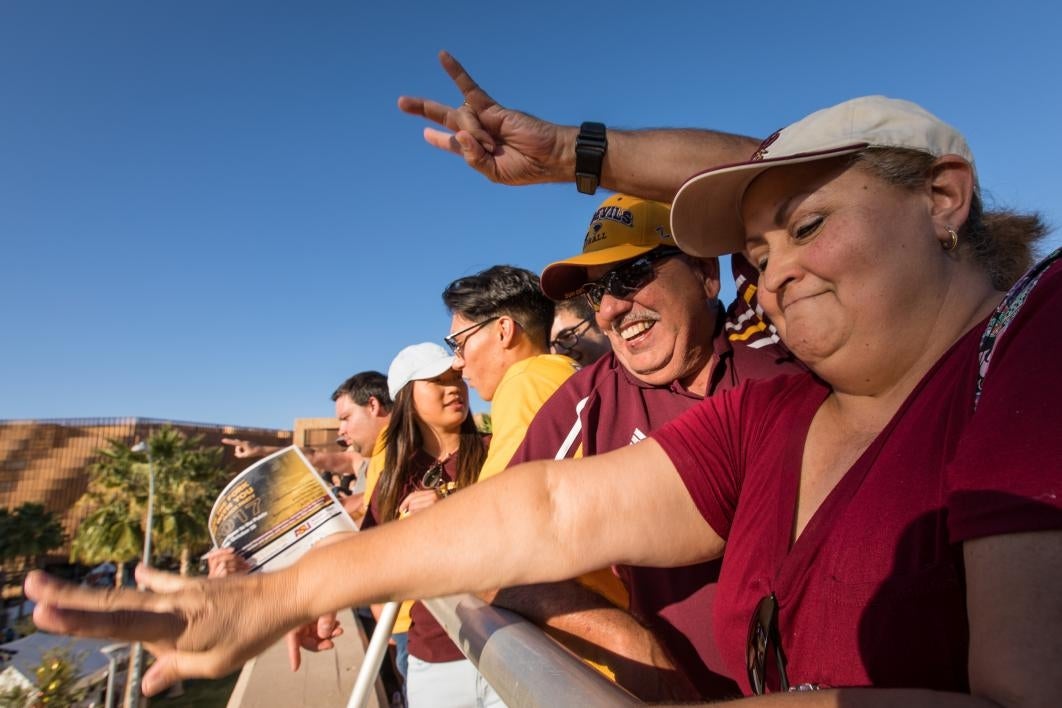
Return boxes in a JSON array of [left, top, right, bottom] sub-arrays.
[[746, 592, 789, 695], [550, 317, 593, 356], [444, 316, 500, 356], [579, 248, 682, 311]]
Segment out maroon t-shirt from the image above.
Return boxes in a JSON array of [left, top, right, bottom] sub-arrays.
[[653, 261, 1062, 694], [511, 304, 801, 696], [363, 448, 467, 663]]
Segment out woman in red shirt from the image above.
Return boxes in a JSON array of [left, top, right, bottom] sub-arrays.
[[28, 96, 1062, 708]]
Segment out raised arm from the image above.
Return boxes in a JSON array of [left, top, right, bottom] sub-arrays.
[[27, 438, 722, 695], [220, 438, 280, 459], [398, 51, 759, 203]]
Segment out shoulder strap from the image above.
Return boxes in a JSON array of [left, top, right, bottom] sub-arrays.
[[975, 246, 1062, 409]]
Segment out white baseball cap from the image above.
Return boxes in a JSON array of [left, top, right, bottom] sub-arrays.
[[670, 95, 976, 257], [387, 342, 455, 400]]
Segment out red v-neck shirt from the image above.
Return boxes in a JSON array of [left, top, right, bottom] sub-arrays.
[[654, 261, 1062, 694]]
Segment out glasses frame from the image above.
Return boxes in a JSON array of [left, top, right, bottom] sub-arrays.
[[746, 592, 790, 695], [579, 247, 683, 312], [550, 316, 594, 354], [444, 316, 500, 356]]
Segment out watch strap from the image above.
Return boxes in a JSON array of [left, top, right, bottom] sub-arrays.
[[575, 121, 607, 195]]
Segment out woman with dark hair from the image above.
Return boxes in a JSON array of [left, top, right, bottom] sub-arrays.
[[28, 96, 1062, 707], [360, 342, 497, 707]]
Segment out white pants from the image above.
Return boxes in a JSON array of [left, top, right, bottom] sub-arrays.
[[406, 655, 505, 708]]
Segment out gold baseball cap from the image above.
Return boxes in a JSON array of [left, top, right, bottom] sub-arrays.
[[540, 194, 676, 299]]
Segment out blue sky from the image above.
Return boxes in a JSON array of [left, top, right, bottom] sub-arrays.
[[2, 2, 1060, 429]]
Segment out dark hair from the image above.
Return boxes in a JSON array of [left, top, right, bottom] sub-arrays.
[[555, 296, 601, 331], [331, 371, 393, 412], [442, 265, 555, 350], [854, 148, 1050, 290], [555, 294, 591, 320], [374, 383, 486, 522]]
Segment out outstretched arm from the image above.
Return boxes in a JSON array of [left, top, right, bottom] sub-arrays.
[[398, 51, 759, 203], [27, 438, 720, 695], [488, 581, 703, 702], [220, 438, 281, 459]]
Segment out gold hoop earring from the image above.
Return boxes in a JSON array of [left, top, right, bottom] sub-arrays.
[[942, 225, 959, 252]]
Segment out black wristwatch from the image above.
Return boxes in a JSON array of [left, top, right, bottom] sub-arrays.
[[575, 121, 607, 195]]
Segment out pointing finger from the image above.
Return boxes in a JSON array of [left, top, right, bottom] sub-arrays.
[[33, 601, 185, 646], [398, 96, 455, 129], [27, 571, 169, 614], [438, 51, 496, 112]]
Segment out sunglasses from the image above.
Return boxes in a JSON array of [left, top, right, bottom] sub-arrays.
[[746, 592, 789, 695], [421, 462, 455, 499], [444, 316, 500, 357], [550, 317, 593, 354], [579, 247, 683, 311]]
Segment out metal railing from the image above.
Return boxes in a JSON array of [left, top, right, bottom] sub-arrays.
[[422, 594, 642, 707]]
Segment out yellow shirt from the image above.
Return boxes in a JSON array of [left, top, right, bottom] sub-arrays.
[[362, 426, 389, 514], [478, 354, 578, 480]]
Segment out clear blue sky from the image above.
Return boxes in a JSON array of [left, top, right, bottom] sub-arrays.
[[2, 2, 1060, 429]]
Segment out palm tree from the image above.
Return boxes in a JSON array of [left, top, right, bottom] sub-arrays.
[[71, 427, 228, 708], [12, 503, 66, 571], [143, 426, 226, 576], [70, 442, 147, 587], [0, 503, 64, 620], [71, 425, 228, 580], [69, 502, 143, 587]]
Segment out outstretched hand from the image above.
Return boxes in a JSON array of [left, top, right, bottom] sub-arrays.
[[221, 438, 263, 458], [26, 565, 299, 696], [398, 51, 574, 186]]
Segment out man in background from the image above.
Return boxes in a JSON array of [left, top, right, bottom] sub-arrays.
[[549, 295, 611, 365]]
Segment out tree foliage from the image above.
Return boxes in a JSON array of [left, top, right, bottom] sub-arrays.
[[0, 503, 65, 608], [71, 426, 228, 578], [0, 504, 65, 569], [0, 646, 87, 707]]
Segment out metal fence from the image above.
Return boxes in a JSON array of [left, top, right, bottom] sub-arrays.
[[422, 594, 642, 707]]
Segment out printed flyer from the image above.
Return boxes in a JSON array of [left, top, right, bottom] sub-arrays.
[[208, 446, 355, 571]]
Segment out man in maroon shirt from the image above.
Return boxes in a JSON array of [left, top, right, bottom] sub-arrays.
[[490, 193, 799, 700]]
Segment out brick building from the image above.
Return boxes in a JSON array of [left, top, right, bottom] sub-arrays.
[[0, 417, 292, 558]]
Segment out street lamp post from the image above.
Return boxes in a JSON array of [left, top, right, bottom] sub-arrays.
[[101, 643, 128, 708], [123, 440, 155, 708]]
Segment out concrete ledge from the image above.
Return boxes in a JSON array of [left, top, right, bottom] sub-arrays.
[[227, 609, 386, 708]]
